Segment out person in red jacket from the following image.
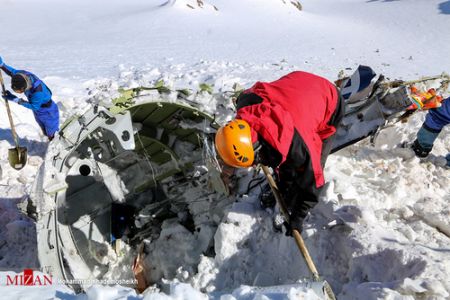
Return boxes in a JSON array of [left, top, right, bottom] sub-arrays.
[[215, 71, 344, 233]]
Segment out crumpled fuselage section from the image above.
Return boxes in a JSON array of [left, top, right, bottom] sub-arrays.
[[31, 101, 230, 292]]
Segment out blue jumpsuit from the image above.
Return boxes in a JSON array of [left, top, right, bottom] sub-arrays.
[[424, 97, 450, 132], [1, 64, 59, 138], [416, 97, 450, 166]]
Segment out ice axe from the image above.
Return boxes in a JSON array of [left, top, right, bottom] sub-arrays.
[[0, 70, 27, 170], [261, 165, 336, 300]]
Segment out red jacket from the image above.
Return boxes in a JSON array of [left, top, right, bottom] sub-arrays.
[[236, 71, 339, 188]]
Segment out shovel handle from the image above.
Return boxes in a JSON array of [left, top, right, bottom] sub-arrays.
[[261, 165, 290, 218], [0, 68, 6, 92], [292, 229, 320, 281], [0, 70, 21, 152], [261, 165, 321, 281], [262, 165, 336, 300]]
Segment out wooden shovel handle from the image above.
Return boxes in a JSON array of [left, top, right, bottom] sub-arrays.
[[261, 165, 320, 281], [0, 71, 21, 151], [292, 229, 320, 281]]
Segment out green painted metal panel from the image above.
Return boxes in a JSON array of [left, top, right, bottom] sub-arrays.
[[149, 152, 172, 165], [134, 134, 155, 152], [130, 105, 158, 122], [143, 105, 180, 126]]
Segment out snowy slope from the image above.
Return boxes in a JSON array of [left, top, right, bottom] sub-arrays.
[[1, 0, 449, 79], [0, 0, 449, 299]]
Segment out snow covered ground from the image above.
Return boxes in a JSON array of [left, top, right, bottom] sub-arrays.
[[0, 0, 449, 299]]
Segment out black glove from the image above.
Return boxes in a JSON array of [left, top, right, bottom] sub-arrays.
[[411, 139, 431, 158], [290, 214, 304, 232], [2, 90, 20, 103], [284, 214, 304, 236], [254, 139, 282, 168]]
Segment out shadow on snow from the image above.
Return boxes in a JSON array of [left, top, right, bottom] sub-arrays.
[[0, 127, 48, 157]]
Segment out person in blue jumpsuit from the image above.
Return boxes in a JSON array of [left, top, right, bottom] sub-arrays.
[[0, 56, 59, 140], [411, 97, 450, 167]]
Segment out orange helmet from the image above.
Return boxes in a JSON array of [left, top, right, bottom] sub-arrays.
[[215, 119, 254, 168]]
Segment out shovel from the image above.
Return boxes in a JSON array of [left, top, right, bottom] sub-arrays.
[[261, 165, 336, 300], [0, 70, 27, 170]]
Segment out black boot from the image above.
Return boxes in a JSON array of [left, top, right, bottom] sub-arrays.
[[411, 139, 431, 158]]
